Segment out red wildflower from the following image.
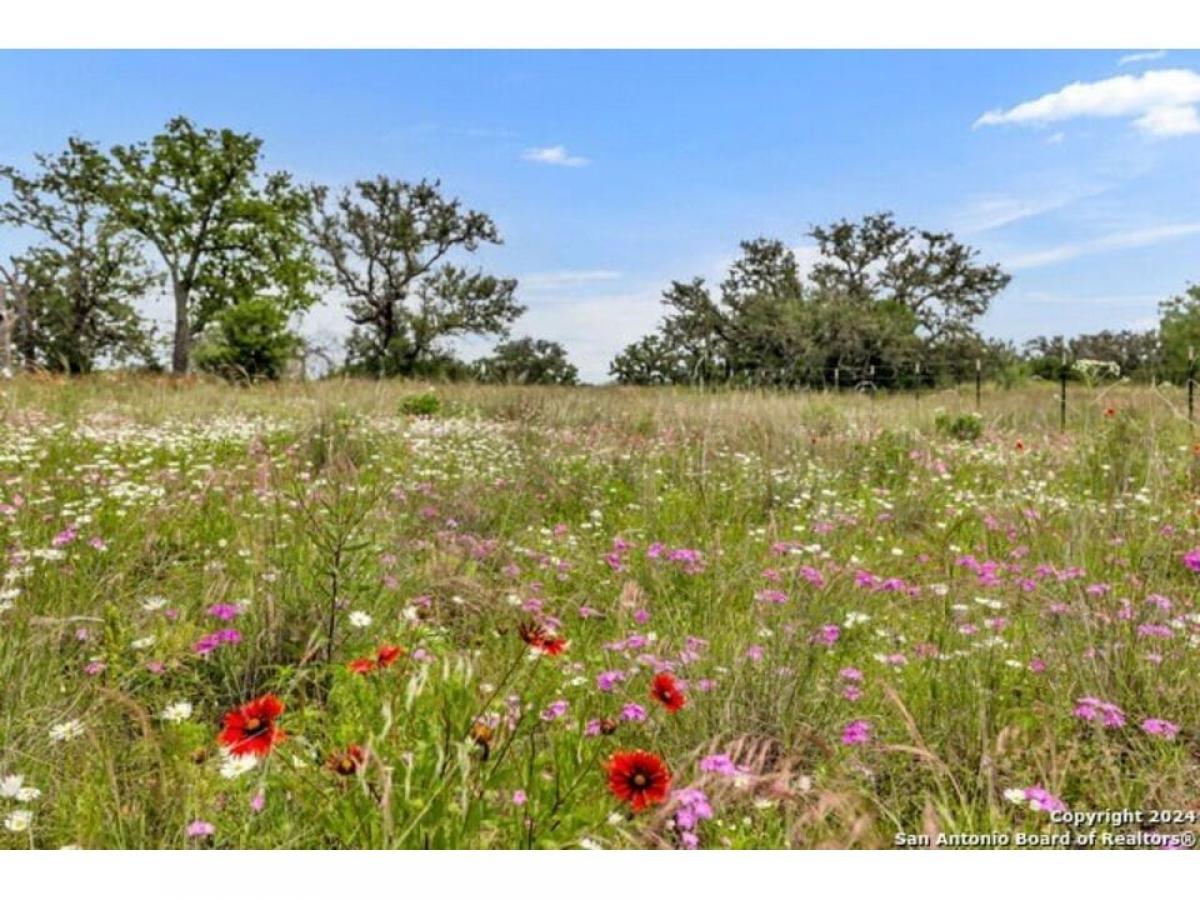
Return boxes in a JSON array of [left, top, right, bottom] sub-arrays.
[[376, 644, 404, 667], [518, 620, 545, 647], [606, 749, 671, 811], [518, 621, 568, 656], [327, 744, 366, 776], [348, 657, 376, 675], [650, 671, 686, 712], [538, 634, 569, 656], [219, 693, 285, 757]]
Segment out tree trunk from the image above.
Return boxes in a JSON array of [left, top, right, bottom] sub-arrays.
[[0, 284, 11, 375], [69, 299, 90, 375], [379, 302, 397, 378], [15, 286, 35, 371], [171, 277, 190, 375]]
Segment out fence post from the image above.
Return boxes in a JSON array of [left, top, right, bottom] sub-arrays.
[[869, 364, 876, 401], [1060, 350, 1068, 432], [914, 361, 921, 404], [1189, 346, 1195, 424], [834, 366, 840, 393], [975, 358, 982, 411]]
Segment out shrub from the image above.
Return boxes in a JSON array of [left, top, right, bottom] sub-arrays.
[[934, 411, 984, 442], [193, 298, 299, 382], [399, 392, 442, 417], [475, 337, 579, 385]]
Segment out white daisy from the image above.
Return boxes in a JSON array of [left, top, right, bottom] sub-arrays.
[[348, 610, 373, 629], [4, 809, 33, 832], [16, 786, 40, 802], [49, 719, 85, 743], [160, 701, 194, 723], [218, 749, 259, 779], [0, 773, 26, 799]]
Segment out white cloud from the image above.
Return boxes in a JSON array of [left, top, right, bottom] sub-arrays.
[[1133, 104, 1200, 136], [954, 187, 1102, 234], [520, 269, 621, 291], [521, 145, 589, 167], [975, 68, 1200, 138], [1006, 221, 1200, 269], [516, 289, 664, 382], [451, 288, 664, 383], [1007, 290, 1163, 309], [1118, 50, 1167, 66]]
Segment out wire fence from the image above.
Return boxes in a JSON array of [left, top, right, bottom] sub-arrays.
[[688, 350, 1200, 432]]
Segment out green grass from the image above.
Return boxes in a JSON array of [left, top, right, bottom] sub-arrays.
[[1, 375, 1199, 848]]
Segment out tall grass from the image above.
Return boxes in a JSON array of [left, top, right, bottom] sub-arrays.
[[1, 376, 1197, 848]]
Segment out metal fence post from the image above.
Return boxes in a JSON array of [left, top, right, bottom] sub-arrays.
[[1060, 350, 1068, 432], [914, 361, 921, 404], [975, 358, 982, 411], [1189, 346, 1195, 424]]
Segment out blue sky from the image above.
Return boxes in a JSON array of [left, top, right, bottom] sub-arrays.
[[2, 50, 1200, 381]]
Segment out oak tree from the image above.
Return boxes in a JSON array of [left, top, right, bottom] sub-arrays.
[[307, 176, 522, 377], [105, 117, 318, 373], [0, 138, 158, 372]]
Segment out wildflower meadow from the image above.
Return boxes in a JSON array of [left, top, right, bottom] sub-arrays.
[[2, 375, 1199, 850]]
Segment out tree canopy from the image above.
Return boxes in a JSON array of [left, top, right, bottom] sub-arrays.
[[476, 337, 579, 385], [0, 138, 159, 372], [610, 216, 1008, 388], [10, 120, 1200, 390], [104, 116, 319, 373], [307, 176, 523, 377], [808, 212, 1011, 344]]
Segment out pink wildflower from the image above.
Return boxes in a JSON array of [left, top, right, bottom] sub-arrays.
[[1141, 718, 1180, 740], [540, 699, 569, 722], [1023, 785, 1066, 813], [841, 719, 871, 745], [620, 702, 647, 723], [699, 754, 739, 775], [186, 820, 215, 839]]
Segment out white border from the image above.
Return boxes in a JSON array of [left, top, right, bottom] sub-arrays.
[[2, 848, 1196, 898], [1, 1, 1199, 49], [4, 9, 1200, 893]]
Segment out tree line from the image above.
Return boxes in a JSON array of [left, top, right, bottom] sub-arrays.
[[0, 117, 578, 384], [609, 214, 1200, 389], [4, 116, 1199, 388]]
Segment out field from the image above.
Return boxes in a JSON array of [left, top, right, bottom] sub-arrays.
[[2, 375, 1199, 849]]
